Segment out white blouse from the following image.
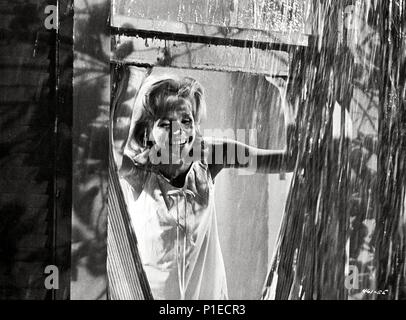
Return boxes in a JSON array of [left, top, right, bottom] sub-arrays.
[[121, 161, 228, 300]]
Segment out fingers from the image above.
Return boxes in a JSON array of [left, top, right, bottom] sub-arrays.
[[133, 147, 152, 165], [265, 76, 296, 124], [265, 76, 288, 98]]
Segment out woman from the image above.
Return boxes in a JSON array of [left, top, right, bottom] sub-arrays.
[[119, 74, 296, 300]]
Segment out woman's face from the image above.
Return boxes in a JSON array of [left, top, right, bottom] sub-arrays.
[[151, 102, 196, 164]]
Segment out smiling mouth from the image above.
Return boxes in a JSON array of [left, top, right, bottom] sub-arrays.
[[170, 138, 188, 146], [170, 135, 192, 146]]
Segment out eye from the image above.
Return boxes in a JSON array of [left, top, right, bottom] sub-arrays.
[[181, 118, 192, 126], [158, 121, 170, 129]]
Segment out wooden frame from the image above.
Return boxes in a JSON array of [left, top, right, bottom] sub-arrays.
[[111, 15, 311, 49], [112, 35, 291, 76]]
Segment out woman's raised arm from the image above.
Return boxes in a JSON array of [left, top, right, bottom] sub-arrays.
[[206, 125, 296, 177], [207, 77, 297, 178]]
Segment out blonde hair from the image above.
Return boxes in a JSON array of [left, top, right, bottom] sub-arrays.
[[124, 74, 207, 164]]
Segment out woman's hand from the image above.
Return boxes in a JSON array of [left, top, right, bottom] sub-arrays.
[[132, 146, 153, 165], [131, 144, 166, 168], [137, 144, 178, 167], [265, 76, 297, 126]]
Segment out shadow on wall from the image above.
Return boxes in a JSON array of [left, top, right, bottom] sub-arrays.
[[71, 0, 111, 300]]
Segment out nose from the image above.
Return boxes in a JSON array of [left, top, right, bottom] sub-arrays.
[[171, 120, 183, 136]]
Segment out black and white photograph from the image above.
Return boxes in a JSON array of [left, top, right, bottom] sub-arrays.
[[0, 0, 405, 310]]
